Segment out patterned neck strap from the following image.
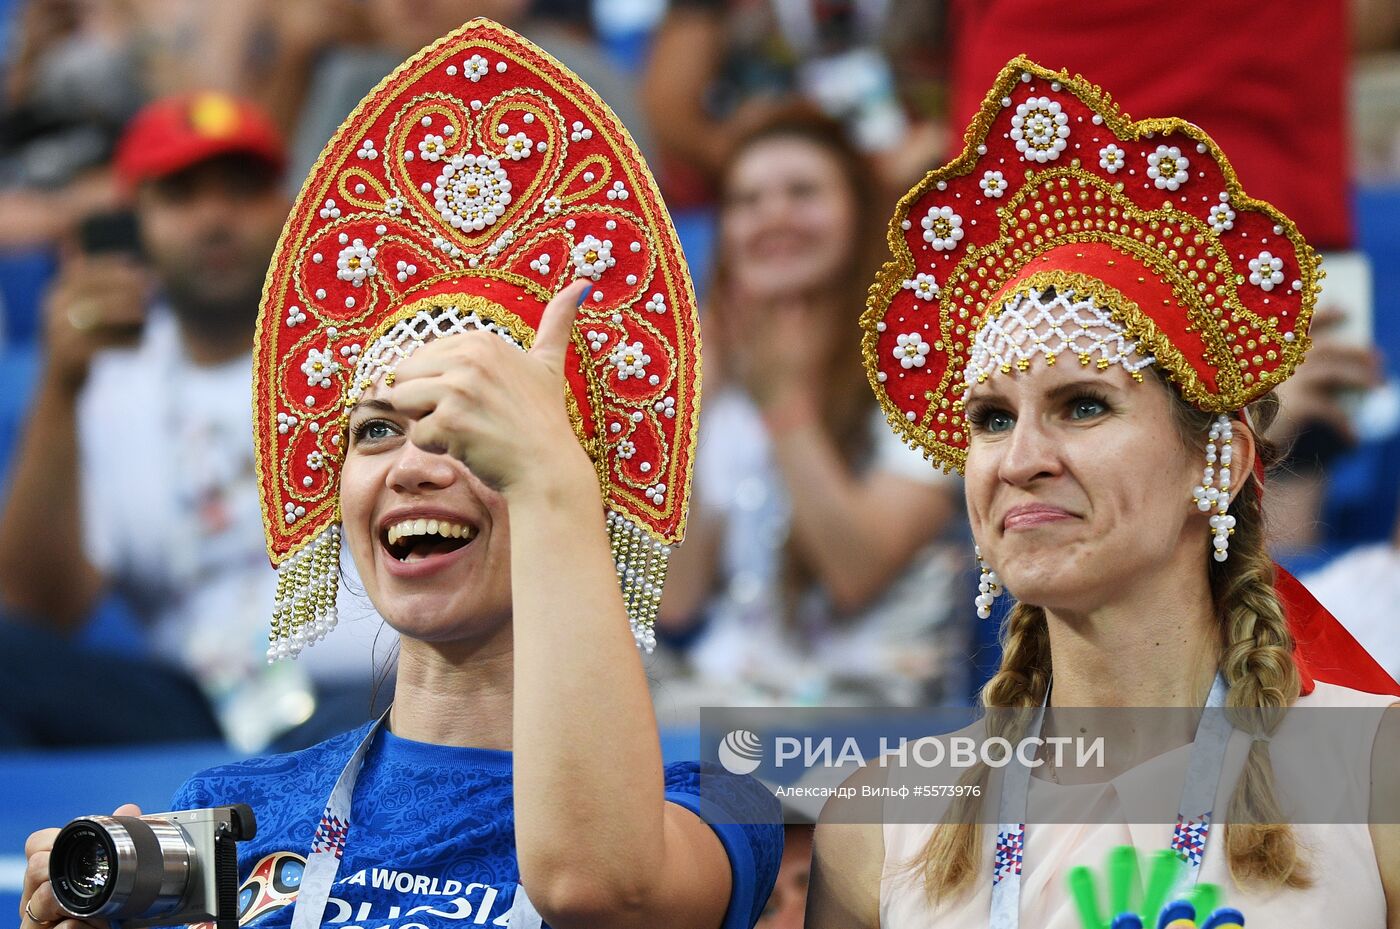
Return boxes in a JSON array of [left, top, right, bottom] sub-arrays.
[[989, 673, 1231, 929], [291, 707, 541, 929]]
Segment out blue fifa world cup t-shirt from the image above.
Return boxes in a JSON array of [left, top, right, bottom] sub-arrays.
[[172, 722, 782, 928]]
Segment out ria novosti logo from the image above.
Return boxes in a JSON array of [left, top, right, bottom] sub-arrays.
[[717, 729, 764, 775], [715, 729, 1107, 775]]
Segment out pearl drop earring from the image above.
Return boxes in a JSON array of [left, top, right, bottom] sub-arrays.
[[975, 545, 1003, 619], [1191, 414, 1236, 562]]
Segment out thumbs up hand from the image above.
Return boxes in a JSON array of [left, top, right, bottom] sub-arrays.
[[389, 279, 595, 496]]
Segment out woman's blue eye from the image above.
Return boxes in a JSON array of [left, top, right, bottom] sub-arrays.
[[985, 411, 1015, 433], [351, 419, 398, 443], [1070, 397, 1108, 420]]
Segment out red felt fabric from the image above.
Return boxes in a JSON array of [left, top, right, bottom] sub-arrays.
[[947, 0, 1353, 250]]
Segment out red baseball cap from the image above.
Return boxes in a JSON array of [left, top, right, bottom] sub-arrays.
[[114, 91, 287, 189]]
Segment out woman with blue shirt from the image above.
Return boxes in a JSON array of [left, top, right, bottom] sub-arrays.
[[20, 19, 781, 929]]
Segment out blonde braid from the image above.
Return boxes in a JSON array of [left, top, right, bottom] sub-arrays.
[[1211, 418, 1311, 888], [908, 602, 1051, 901]]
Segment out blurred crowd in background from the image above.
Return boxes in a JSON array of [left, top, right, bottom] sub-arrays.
[[1, 0, 1399, 763]]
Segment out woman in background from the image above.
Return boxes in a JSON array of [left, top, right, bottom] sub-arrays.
[[657, 108, 968, 713]]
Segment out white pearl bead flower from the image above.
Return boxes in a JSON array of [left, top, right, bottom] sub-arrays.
[[1098, 144, 1126, 174], [503, 131, 533, 161], [1011, 96, 1070, 163], [921, 206, 965, 252], [893, 332, 931, 369], [902, 273, 940, 301], [1146, 145, 1190, 191], [609, 340, 650, 380], [433, 153, 513, 231], [335, 239, 378, 287], [300, 348, 340, 388], [1208, 200, 1236, 233], [571, 235, 616, 280], [418, 134, 447, 162], [979, 170, 1007, 198], [1248, 251, 1285, 291], [464, 54, 489, 82]]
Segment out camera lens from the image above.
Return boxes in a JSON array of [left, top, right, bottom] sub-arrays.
[[66, 836, 111, 897], [51, 823, 119, 912], [51, 815, 198, 921]]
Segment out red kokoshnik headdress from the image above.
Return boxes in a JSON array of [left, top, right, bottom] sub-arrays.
[[863, 56, 1398, 697], [254, 19, 699, 659]]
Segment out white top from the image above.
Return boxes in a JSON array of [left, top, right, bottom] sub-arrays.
[[1302, 543, 1400, 681], [879, 681, 1396, 928], [676, 388, 967, 709], [77, 310, 387, 742]]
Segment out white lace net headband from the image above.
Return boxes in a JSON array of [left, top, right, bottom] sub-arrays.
[[269, 304, 667, 661], [961, 286, 1157, 399]]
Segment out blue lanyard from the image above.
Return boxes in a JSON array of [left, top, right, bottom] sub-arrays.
[[988, 674, 1231, 929], [290, 708, 542, 928]]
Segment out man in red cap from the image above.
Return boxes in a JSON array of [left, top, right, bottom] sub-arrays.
[[0, 92, 380, 749]]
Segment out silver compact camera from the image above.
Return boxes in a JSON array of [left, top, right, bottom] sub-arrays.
[[49, 804, 255, 928]]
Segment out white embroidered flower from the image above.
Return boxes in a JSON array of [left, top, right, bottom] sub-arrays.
[[1147, 145, 1190, 191], [301, 348, 339, 388], [1098, 144, 1126, 174], [503, 131, 533, 161], [335, 239, 377, 287], [617, 439, 636, 459], [605, 181, 629, 201], [572, 235, 616, 280], [318, 199, 341, 220], [285, 305, 307, 327], [306, 451, 326, 471], [464, 54, 489, 82], [902, 273, 940, 301], [979, 171, 1007, 198], [654, 396, 676, 418], [569, 120, 594, 142], [433, 153, 513, 231], [921, 206, 965, 252], [645, 293, 666, 314], [586, 329, 609, 352], [529, 252, 552, 274], [418, 134, 447, 162], [1248, 251, 1285, 291], [1010, 96, 1069, 163], [646, 482, 667, 505], [609, 340, 650, 380], [543, 196, 563, 216], [893, 332, 930, 369], [1208, 199, 1236, 233], [383, 196, 404, 216], [356, 139, 379, 160], [276, 412, 299, 434], [395, 260, 418, 283]]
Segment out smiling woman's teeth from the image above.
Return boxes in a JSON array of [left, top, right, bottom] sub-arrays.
[[386, 518, 476, 546]]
